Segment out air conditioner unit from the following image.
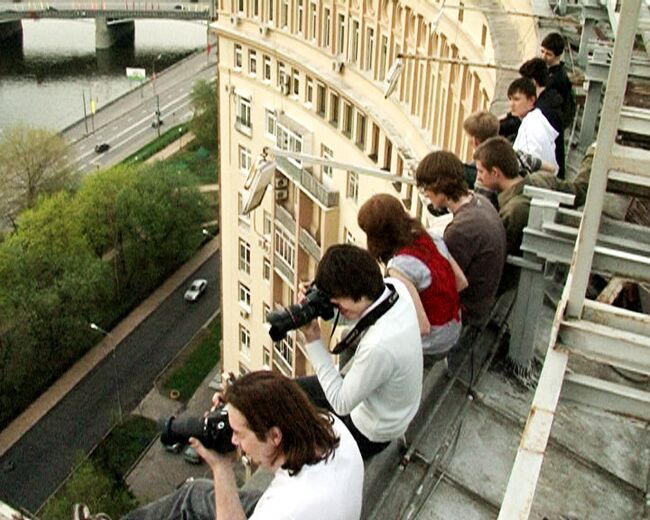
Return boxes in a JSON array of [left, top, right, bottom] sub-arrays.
[[258, 237, 271, 251], [332, 57, 344, 73], [230, 14, 241, 25], [274, 176, 289, 189], [259, 23, 270, 36], [240, 309, 250, 319], [275, 188, 288, 202], [280, 74, 290, 95]]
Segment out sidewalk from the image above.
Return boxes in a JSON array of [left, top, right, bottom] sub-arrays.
[[0, 237, 220, 458]]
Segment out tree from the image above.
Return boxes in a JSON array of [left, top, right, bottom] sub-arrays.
[[189, 79, 218, 150], [0, 124, 78, 228], [0, 192, 109, 428]]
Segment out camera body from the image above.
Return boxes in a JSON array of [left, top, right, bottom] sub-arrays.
[[267, 285, 335, 341], [159, 406, 235, 454]]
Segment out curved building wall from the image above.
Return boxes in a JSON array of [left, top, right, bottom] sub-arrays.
[[214, 0, 536, 376]]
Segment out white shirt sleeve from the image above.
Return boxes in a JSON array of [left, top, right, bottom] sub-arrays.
[[305, 337, 393, 416]]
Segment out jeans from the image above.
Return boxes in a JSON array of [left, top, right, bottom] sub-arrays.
[[121, 478, 263, 520], [296, 375, 389, 460]]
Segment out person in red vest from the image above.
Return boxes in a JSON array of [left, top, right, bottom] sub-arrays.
[[358, 193, 466, 364]]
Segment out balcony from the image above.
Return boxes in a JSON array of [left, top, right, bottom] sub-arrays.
[[273, 253, 294, 283], [276, 156, 339, 209], [299, 227, 321, 260], [275, 204, 296, 233]]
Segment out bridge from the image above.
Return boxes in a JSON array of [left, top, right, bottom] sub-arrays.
[[0, 1, 214, 48]]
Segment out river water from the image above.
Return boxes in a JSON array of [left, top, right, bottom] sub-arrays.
[[0, 19, 207, 132]]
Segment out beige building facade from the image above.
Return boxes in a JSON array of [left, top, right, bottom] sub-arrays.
[[213, 0, 538, 377]]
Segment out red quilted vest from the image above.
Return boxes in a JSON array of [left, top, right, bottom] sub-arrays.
[[396, 233, 460, 325]]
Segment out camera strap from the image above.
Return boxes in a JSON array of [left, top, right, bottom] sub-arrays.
[[331, 283, 399, 355]]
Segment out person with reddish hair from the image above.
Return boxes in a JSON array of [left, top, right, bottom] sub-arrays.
[[73, 371, 363, 520], [358, 193, 465, 362]]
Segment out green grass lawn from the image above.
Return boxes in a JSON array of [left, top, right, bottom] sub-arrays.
[[161, 319, 221, 402]]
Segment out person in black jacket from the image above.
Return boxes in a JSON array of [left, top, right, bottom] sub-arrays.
[[519, 57, 566, 178], [541, 32, 576, 133]]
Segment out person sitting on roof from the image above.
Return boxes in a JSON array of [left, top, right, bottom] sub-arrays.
[[508, 77, 559, 171], [73, 371, 364, 520], [416, 151, 507, 329], [297, 244, 423, 460], [357, 193, 466, 365]]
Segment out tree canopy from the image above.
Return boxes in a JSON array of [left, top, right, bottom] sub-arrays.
[[0, 124, 79, 228], [189, 79, 218, 150]]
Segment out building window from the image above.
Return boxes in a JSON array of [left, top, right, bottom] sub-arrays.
[[263, 55, 271, 81], [239, 239, 251, 274], [238, 192, 250, 223], [252, 0, 259, 17], [316, 84, 326, 117], [263, 303, 271, 323], [239, 145, 252, 173], [355, 112, 366, 149], [239, 325, 251, 358], [310, 1, 317, 40], [234, 44, 242, 69], [263, 210, 273, 236], [321, 144, 333, 183], [281, 0, 288, 28], [237, 0, 244, 13], [344, 227, 355, 244], [458, 1, 464, 22], [481, 24, 487, 47], [337, 14, 345, 54], [379, 34, 388, 80], [383, 138, 393, 170], [248, 50, 257, 75], [365, 27, 374, 70], [297, 0, 304, 33], [239, 362, 250, 376], [342, 101, 353, 137], [292, 68, 300, 96], [350, 20, 359, 64], [274, 226, 296, 269], [263, 257, 271, 281], [305, 76, 313, 104], [236, 95, 252, 134], [329, 92, 339, 126], [238, 282, 251, 310], [265, 108, 277, 138], [269, 0, 274, 21], [263, 346, 271, 367], [277, 123, 303, 167], [347, 171, 359, 203], [370, 123, 380, 161], [274, 334, 294, 370], [323, 7, 331, 48]]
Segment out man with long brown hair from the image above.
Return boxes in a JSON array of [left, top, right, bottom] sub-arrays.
[[74, 371, 363, 520]]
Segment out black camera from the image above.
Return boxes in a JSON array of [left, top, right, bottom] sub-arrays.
[[267, 285, 335, 341], [158, 406, 235, 454]]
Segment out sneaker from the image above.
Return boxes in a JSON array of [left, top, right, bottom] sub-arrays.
[[72, 504, 90, 520]]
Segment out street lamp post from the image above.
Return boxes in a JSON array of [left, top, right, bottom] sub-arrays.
[[89, 322, 124, 422]]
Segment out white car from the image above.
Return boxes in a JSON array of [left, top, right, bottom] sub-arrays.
[[184, 279, 207, 301]]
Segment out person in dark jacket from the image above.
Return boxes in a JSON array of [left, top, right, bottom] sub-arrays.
[[540, 32, 576, 134]]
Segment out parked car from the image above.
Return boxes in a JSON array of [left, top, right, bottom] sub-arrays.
[[94, 142, 110, 153], [184, 279, 207, 301]]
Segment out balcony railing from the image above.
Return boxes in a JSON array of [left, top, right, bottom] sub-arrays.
[[275, 204, 296, 232], [273, 253, 294, 282], [299, 227, 321, 260], [276, 156, 339, 208]]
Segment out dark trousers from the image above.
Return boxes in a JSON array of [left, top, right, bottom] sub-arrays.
[[296, 375, 390, 460]]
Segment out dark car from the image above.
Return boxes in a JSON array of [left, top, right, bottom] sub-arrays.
[[151, 119, 163, 128], [94, 143, 110, 153]]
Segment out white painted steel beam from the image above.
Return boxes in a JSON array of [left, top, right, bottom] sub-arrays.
[[558, 320, 650, 375], [583, 299, 650, 337], [562, 372, 650, 421], [619, 106, 650, 135], [608, 143, 650, 178]]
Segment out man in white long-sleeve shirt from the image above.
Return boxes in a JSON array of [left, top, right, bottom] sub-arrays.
[[299, 244, 423, 460]]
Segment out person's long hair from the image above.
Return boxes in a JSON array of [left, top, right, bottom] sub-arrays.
[[358, 194, 426, 264], [224, 371, 340, 476]]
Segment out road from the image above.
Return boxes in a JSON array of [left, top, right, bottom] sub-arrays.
[[63, 49, 216, 173], [0, 251, 220, 513]]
